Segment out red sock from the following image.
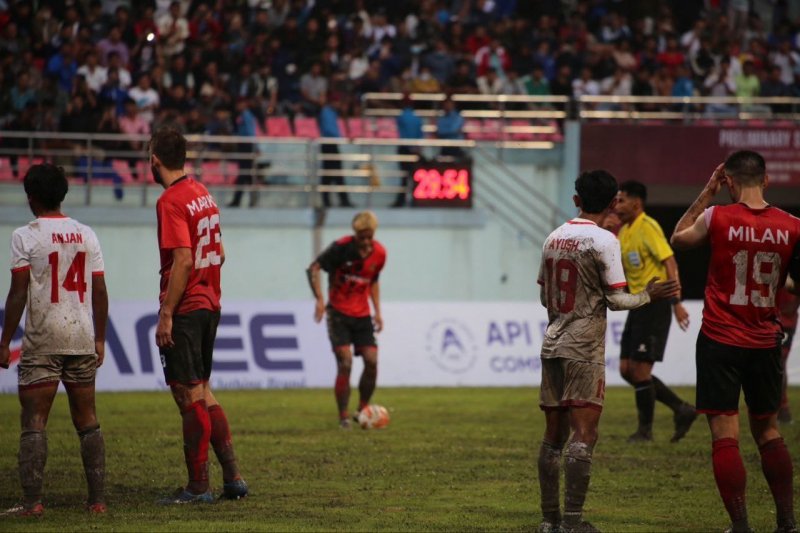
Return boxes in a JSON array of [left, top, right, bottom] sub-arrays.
[[334, 374, 350, 419], [712, 438, 748, 529], [181, 400, 211, 494], [759, 437, 795, 528], [208, 404, 240, 483]]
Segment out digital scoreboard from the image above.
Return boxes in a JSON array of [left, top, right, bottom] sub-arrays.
[[410, 164, 473, 208]]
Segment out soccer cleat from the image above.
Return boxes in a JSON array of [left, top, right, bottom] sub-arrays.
[[626, 429, 652, 443], [670, 403, 698, 443], [561, 520, 600, 532], [86, 502, 107, 514], [220, 478, 248, 500], [774, 521, 799, 533], [538, 520, 562, 533], [158, 488, 214, 505], [339, 418, 352, 430], [2, 502, 44, 517]]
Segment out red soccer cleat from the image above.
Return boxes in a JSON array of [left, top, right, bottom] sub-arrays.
[[87, 502, 107, 514]]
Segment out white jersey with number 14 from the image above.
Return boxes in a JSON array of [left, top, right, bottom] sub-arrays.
[[10, 216, 104, 356]]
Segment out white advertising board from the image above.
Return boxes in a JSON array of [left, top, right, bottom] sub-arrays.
[[1, 301, 798, 392]]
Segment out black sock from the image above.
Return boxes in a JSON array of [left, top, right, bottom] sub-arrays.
[[563, 440, 594, 525], [652, 375, 685, 412], [19, 430, 47, 506], [634, 380, 655, 429], [538, 440, 562, 523], [78, 426, 106, 504]]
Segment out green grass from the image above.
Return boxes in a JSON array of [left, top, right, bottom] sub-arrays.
[[0, 386, 798, 531]]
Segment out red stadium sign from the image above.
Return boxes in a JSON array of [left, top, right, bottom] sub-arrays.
[[581, 123, 800, 187]]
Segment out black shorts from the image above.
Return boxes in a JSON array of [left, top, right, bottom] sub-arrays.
[[326, 307, 376, 353], [160, 309, 220, 386], [620, 299, 671, 362], [695, 331, 782, 417]]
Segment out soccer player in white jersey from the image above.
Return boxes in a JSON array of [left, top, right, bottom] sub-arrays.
[[536, 170, 678, 533], [0, 164, 108, 516]]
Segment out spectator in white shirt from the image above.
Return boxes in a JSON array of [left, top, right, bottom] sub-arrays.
[[128, 73, 160, 125], [157, 1, 190, 57], [77, 50, 107, 93], [572, 67, 601, 98]]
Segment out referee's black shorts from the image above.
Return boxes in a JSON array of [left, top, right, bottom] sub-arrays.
[[620, 299, 672, 362]]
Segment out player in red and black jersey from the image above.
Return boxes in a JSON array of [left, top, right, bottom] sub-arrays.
[[150, 127, 247, 503], [672, 151, 798, 533], [306, 211, 386, 429]]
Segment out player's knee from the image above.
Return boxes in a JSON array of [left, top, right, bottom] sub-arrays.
[[565, 440, 595, 462]]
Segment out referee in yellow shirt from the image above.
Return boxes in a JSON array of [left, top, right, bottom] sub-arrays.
[[616, 181, 697, 443]]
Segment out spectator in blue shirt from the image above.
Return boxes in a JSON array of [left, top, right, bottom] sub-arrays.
[[436, 96, 466, 159], [318, 93, 352, 208], [46, 42, 78, 93], [394, 95, 424, 207], [228, 97, 260, 207]]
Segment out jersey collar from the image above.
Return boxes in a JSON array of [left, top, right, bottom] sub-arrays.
[[567, 217, 597, 225]]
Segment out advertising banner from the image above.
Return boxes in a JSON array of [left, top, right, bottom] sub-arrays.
[[581, 124, 800, 186], [1, 300, 798, 392]]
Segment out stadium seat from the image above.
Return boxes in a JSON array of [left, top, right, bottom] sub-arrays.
[[346, 117, 370, 138], [294, 117, 321, 138], [464, 119, 484, 140], [265, 116, 293, 137], [199, 161, 238, 185], [482, 119, 503, 140], [374, 117, 399, 138], [337, 118, 348, 138], [509, 119, 535, 140]]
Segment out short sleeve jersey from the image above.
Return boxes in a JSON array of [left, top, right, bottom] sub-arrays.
[[702, 204, 800, 348], [157, 177, 222, 314], [618, 212, 674, 294], [316, 236, 386, 318], [10, 216, 104, 356], [537, 218, 627, 364]]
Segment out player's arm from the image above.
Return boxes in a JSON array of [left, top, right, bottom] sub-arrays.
[[671, 163, 725, 250], [663, 256, 690, 330], [306, 261, 326, 323], [92, 274, 109, 367], [605, 278, 680, 311], [370, 281, 383, 333], [220, 242, 226, 266], [155, 247, 193, 348], [0, 269, 29, 369]]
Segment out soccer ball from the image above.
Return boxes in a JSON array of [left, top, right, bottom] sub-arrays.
[[357, 404, 390, 429]]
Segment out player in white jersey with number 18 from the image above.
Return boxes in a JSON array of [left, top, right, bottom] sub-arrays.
[[535, 170, 678, 533], [0, 164, 108, 517]]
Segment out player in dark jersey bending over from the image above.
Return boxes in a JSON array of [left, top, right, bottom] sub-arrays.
[[672, 151, 798, 533], [537, 170, 678, 533], [307, 211, 386, 429]]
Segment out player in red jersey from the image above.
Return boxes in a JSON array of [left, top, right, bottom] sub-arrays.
[[0, 164, 108, 517], [150, 127, 247, 503], [672, 151, 798, 533], [776, 288, 799, 424], [306, 211, 386, 429]]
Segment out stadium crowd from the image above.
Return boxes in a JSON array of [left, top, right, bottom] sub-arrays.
[[0, 0, 800, 139]]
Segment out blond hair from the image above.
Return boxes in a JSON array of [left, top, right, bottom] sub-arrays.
[[352, 210, 378, 232]]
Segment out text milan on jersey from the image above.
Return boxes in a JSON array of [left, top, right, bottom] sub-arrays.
[[186, 194, 217, 216], [51, 232, 84, 244], [728, 226, 790, 245]]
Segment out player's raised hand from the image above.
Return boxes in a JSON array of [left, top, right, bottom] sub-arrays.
[[645, 277, 680, 301], [95, 339, 105, 368], [673, 302, 690, 331], [705, 163, 726, 196], [0, 345, 10, 369], [314, 299, 326, 323]]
